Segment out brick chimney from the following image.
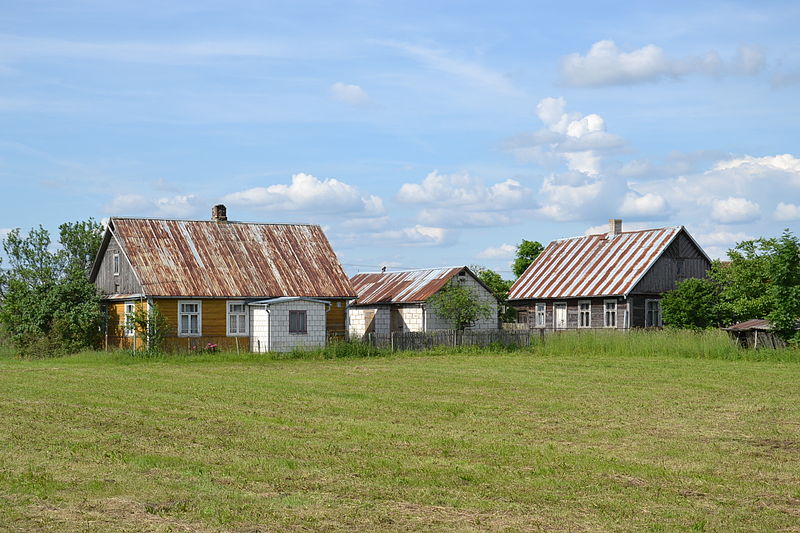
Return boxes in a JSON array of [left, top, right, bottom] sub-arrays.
[[211, 204, 228, 222], [609, 218, 622, 235]]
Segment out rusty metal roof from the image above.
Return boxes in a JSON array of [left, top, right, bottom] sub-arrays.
[[106, 217, 356, 299], [725, 319, 800, 331], [508, 226, 685, 300], [350, 267, 465, 305]]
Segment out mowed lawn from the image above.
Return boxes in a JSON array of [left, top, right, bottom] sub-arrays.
[[1, 347, 799, 532]]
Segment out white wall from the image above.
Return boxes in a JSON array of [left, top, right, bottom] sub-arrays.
[[268, 299, 327, 352], [250, 307, 270, 353]]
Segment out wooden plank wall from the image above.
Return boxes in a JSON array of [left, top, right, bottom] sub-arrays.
[[94, 237, 142, 295]]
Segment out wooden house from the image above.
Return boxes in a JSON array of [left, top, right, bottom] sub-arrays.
[[347, 266, 499, 338], [90, 205, 356, 352], [507, 219, 711, 330]]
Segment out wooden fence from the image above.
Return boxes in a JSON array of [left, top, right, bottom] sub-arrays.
[[362, 329, 544, 351]]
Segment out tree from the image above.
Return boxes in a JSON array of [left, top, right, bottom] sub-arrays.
[[0, 220, 104, 357], [512, 240, 543, 278], [427, 280, 493, 331], [767, 230, 800, 344], [472, 266, 515, 321], [661, 277, 722, 330], [127, 303, 169, 354], [711, 238, 777, 325]]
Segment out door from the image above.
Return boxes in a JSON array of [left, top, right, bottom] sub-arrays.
[[250, 306, 270, 352], [554, 303, 567, 330]]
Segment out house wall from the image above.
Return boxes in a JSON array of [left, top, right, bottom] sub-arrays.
[[94, 236, 142, 296], [633, 232, 710, 294], [425, 274, 498, 330], [347, 305, 391, 338], [514, 298, 630, 330], [267, 299, 327, 352], [322, 299, 348, 337]]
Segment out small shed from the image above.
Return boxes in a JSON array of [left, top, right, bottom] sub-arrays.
[[724, 319, 798, 349], [249, 297, 330, 353]]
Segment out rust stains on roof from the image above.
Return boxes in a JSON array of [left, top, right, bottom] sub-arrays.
[[107, 217, 356, 299], [508, 227, 683, 300], [350, 267, 465, 305]]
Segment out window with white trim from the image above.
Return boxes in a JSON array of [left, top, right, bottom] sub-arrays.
[[123, 301, 136, 337], [178, 301, 201, 336], [289, 310, 307, 334], [535, 303, 546, 328], [646, 299, 662, 327], [604, 300, 617, 328], [579, 301, 591, 328], [227, 301, 248, 336], [113, 253, 120, 276]]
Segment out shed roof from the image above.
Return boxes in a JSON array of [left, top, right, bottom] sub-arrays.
[[725, 319, 800, 331], [350, 266, 468, 305], [91, 217, 356, 299], [508, 226, 700, 300]]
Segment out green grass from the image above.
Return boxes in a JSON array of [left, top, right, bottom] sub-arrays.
[[0, 331, 799, 531]]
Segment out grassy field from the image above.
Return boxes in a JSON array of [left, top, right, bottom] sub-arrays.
[[0, 331, 799, 531]]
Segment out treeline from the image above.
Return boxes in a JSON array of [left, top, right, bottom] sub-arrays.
[[0, 220, 104, 357], [662, 230, 800, 344]]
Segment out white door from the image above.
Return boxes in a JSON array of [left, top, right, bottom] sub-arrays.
[[554, 303, 567, 329], [250, 306, 270, 352]]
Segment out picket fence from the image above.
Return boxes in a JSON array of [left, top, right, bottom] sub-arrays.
[[362, 329, 544, 352]]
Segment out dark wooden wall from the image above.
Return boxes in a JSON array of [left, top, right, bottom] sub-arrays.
[[632, 231, 710, 294], [94, 236, 142, 296]]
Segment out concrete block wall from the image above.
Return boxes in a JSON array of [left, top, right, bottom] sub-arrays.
[[268, 300, 327, 352], [425, 275, 499, 330], [397, 305, 424, 332]]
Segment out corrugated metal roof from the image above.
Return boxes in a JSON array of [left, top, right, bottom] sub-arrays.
[[109, 218, 357, 299], [350, 267, 464, 305], [249, 297, 330, 306], [508, 227, 682, 300], [725, 319, 800, 331]]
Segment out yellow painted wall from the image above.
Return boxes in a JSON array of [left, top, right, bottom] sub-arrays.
[[325, 300, 347, 337], [153, 298, 249, 352]]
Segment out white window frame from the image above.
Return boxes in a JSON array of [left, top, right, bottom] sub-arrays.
[[226, 300, 248, 336], [578, 300, 591, 328], [535, 303, 546, 328], [178, 300, 202, 337], [113, 253, 120, 276], [645, 299, 662, 327], [289, 310, 308, 334], [553, 302, 567, 330], [604, 299, 617, 328], [123, 301, 136, 337]]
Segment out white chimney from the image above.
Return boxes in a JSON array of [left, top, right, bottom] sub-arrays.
[[609, 219, 622, 235]]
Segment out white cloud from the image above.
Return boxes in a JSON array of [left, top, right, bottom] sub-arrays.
[[104, 193, 198, 218], [397, 171, 533, 209], [339, 216, 389, 230], [583, 221, 654, 235], [477, 243, 516, 259], [224, 173, 384, 215], [696, 231, 755, 246], [330, 82, 370, 107], [418, 209, 511, 228], [711, 197, 761, 223], [371, 225, 454, 247], [775, 202, 800, 221], [619, 192, 671, 218], [561, 40, 765, 87]]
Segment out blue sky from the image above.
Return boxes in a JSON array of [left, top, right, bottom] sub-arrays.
[[1, 1, 799, 276]]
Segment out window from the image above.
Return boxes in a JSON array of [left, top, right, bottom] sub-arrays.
[[123, 301, 136, 337], [676, 259, 685, 278], [227, 301, 248, 336], [604, 300, 617, 328], [579, 301, 591, 328], [178, 301, 201, 336], [289, 310, 307, 334], [535, 303, 546, 328], [646, 299, 662, 327], [113, 253, 120, 276]]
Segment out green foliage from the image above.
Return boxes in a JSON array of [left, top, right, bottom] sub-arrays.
[[512, 239, 543, 278], [427, 280, 493, 330], [126, 303, 170, 355], [712, 239, 777, 324], [661, 277, 722, 330], [473, 266, 516, 321], [0, 220, 104, 357], [766, 230, 800, 344]]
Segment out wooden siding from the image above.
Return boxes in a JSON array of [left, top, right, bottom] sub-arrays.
[[324, 299, 347, 336], [94, 236, 142, 296], [632, 232, 710, 294], [514, 298, 629, 330]]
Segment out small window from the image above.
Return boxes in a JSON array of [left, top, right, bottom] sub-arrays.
[[289, 310, 307, 334], [676, 259, 685, 278], [113, 253, 120, 276], [123, 301, 136, 337], [604, 300, 617, 328], [535, 303, 546, 328], [646, 299, 662, 327], [178, 301, 201, 337], [579, 301, 591, 328], [227, 301, 248, 336]]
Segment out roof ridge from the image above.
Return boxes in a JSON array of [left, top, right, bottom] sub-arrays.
[[111, 216, 318, 227], [355, 266, 464, 275], [552, 225, 682, 242]]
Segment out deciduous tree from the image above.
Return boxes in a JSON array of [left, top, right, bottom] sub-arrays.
[[427, 280, 493, 331], [512, 240, 543, 278]]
